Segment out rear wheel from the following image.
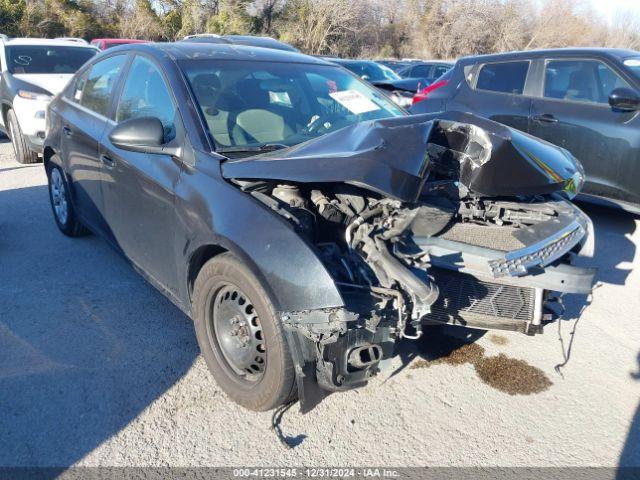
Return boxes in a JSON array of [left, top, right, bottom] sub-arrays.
[[193, 253, 296, 411], [7, 109, 39, 164], [47, 161, 89, 237]]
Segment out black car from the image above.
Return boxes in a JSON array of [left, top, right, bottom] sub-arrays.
[[372, 61, 454, 106], [376, 60, 412, 73], [44, 42, 595, 412], [410, 48, 640, 214], [322, 58, 419, 107], [397, 61, 453, 85]]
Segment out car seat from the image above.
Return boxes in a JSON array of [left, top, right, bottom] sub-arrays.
[[227, 79, 294, 145], [564, 70, 595, 102]]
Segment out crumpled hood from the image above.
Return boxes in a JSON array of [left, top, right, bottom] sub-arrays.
[[221, 111, 584, 203], [12, 73, 74, 96], [222, 115, 434, 202]]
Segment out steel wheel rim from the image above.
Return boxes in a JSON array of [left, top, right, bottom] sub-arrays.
[[50, 169, 69, 225], [210, 283, 266, 382]]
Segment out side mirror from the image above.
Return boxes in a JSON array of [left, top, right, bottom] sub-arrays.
[[109, 116, 180, 156], [361, 74, 370, 81], [608, 87, 640, 112]]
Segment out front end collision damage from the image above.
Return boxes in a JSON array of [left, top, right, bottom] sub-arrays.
[[221, 112, 596, 412]]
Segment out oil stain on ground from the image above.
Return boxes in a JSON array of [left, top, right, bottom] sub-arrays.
[[410, 328, 552, 395], [488, 334, 509, 346]]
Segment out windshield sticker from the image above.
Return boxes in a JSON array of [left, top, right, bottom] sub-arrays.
[[14, 55, 32, 66], [329, 89, 380, 114], [624, 59, 640, 67]]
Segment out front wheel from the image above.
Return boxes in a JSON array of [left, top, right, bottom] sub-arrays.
[[7, 109, 39, 164], [47, 161, 89, 237], [192, 253, 297, 411]]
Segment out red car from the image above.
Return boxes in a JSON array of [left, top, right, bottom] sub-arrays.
[[90, 38, 148, 50]]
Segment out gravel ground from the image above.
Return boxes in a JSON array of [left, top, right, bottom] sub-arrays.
[[0, 138, 639, 468]]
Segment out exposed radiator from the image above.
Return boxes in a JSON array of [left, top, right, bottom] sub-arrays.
[[424, 267, 539, 333]]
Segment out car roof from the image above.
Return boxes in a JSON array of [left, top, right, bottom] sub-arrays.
[[222, 35, 298, 52], [399, 61, 453, 70], [329, 58, 379, 65], [93, 38, 148, 44], [113, 42, 330, 65], [2, 37, 97, 48], [457, 48, 640, 64]]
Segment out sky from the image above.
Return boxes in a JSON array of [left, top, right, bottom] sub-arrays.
[[589, 0, 640, 23]]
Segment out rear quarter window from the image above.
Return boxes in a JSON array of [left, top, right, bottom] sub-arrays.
[[475, 61, 529, 95]]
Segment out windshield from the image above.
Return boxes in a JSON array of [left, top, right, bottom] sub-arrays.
[[623, 57, 640, 83], [340, 61, 401, 81], [181, 60, 404, 151], [6, 45, 96, 74]]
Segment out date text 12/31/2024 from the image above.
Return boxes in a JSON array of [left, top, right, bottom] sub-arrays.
[[233, 468, 400, 478]]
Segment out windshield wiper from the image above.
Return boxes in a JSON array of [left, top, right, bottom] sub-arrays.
[[216, 144, 289, 154]]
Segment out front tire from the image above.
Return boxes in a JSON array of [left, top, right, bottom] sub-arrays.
[[193, 253, 297, 411], [47, 161, 89, 237], [7, 109, 39, 165]]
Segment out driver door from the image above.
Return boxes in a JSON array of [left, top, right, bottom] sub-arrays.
[[99, 54, 184, 294], [529, 57, 640, 204]]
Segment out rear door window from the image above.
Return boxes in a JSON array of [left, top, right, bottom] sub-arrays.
[[476, 61, 529, 94], [543, 59, 632, 104], [76, 54, 127, 117]]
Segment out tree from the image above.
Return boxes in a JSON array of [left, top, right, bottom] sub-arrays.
[[0, 0, 26, 37], [279, 0, 366, 55], [119, 0, 164, 39], [247, 0, 285, 34]]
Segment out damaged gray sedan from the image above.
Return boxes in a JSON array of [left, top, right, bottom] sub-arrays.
[[43, 43, 595, 412]]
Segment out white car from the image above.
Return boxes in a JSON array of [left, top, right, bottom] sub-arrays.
[[0, 37, 98, 163]]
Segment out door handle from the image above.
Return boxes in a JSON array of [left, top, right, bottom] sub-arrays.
[[100, 154, 116, 168], [532, 113, 558, 124], [62, 125, 72, 136]]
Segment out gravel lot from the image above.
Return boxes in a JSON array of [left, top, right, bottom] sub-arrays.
[[1, 138, 639, 468]]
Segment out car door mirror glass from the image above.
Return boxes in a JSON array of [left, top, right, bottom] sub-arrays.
[[109, 116, 165, 153], [609, 87, 640, 111]]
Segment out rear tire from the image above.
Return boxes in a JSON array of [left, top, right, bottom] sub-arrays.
[[193, 253, 297, 411], [7, 109, 39, 165], [47, 160, 89, 237]]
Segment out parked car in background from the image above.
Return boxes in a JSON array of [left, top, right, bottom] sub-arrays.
[[223, 35, 299, 52], [181, 34, 230, 44], [376, 59, 413, 73], [371, 61, 454, 107], [0, 37, 98, 163], [55, 37, 89, 45], [397, 60, 453, 85], [411, 48, 640, 213], [324, 58, 417, 107], [44, 42, 594, 412], [181, 34, 299, 52], [326, 58, 400, 82], [90, 38, 148, 50]]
